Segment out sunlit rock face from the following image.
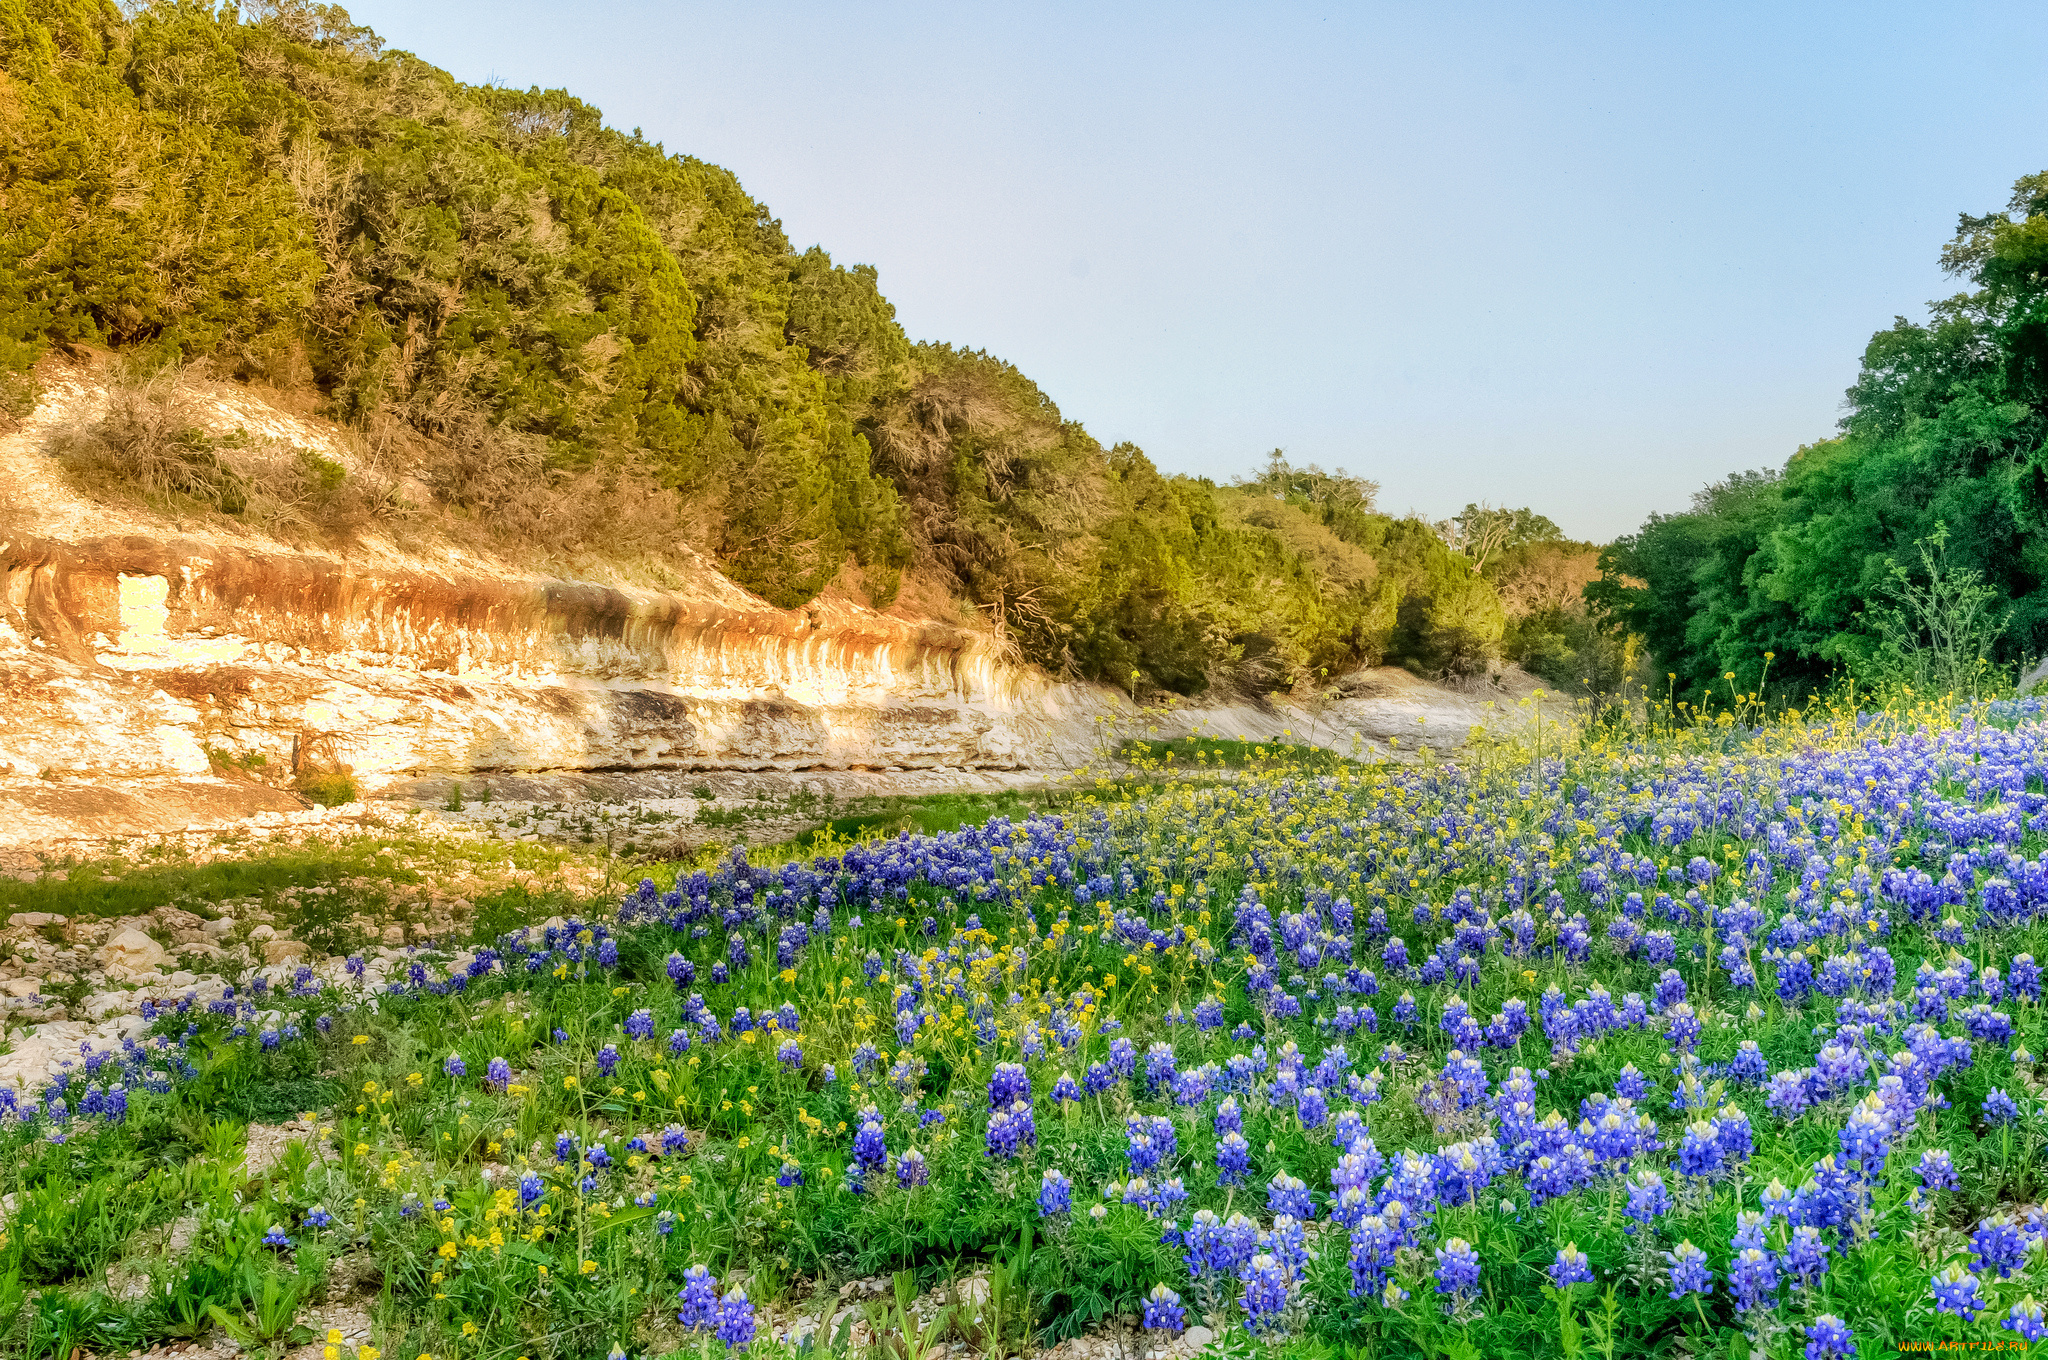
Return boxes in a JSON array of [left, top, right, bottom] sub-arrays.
[[0, 365, 1096, 849], [0, 533, 1073, 788]]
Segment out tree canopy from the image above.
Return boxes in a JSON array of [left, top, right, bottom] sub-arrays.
[[1590, 172, 2048, 700]]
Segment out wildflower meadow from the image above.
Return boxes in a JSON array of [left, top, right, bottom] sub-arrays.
[[8, 697, 2048, 1359]]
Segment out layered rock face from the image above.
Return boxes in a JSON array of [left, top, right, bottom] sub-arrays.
[[2, 529, 1053, 783], [0, 366, 1090, 850]]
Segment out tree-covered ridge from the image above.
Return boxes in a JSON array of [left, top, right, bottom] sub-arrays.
[[1593, 173, 2048, 703], [1, 0, 1546, 693]]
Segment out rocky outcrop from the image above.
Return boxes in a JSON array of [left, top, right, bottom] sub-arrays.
[[1, 527, 1054, 781], [0, 364, 1120, 851], [1, 362, 1540, 855]]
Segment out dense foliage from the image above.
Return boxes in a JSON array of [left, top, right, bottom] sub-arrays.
[[10, 701, 2048, 1357], [1593, 172, 2048, 704], [0, 0, 1569, 694]]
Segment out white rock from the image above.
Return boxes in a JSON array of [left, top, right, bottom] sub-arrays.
[[0, 1019, 92, 1090], [95, 927, 169, 979], [202, 917, 235, 938], [1183, 1327, 1215, 1349], [263, 938, 308, 964], [7, 913, 66, 928]]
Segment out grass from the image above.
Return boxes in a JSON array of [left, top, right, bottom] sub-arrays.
[[294, 771, 360, 807], [0, 842, 400, 922], [0, 824, 596, 960], [1117, 735, 1366, 772]]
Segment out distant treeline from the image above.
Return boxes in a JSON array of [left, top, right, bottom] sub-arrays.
[[1593, 173, 2048, 704], [2, 0, 1608, 694]]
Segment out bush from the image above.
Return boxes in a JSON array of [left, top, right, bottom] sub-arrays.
[[294, 770, 357, 808], [51, 365, 403, 539]]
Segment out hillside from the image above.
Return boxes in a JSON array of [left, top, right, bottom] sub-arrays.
[[0, 0, 1580, 696]]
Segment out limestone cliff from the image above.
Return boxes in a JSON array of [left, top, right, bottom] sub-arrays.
[[1, 362, 1103, 849]]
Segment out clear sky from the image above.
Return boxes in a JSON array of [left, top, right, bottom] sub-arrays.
[[342, 0, 2048, 541]]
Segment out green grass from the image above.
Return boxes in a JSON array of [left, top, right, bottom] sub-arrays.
[[1117, 734, 1364, 771], [0, 845, 400, 922], [0, 828, 588, 944], [294, 771, 360, 807]]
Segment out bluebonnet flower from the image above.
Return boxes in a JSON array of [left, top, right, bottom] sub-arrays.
[[1917, 1148, 1959, 1194], [1972, 1214, 2030, 1278], [986, 1101, 1036, 1159], [1107, 1037, 1136, 1078], [1665, 1003, 1702, 1053], [2005, 1297, 2048, 1343], [1142, 1284, 1186, 1333], [1728, 1246, 1777, 1314], [989, 1062, 1031, 1109], [1784, 1226, 1829, 1289], [1214, 1131, 1252, 1188], [1665, 1241, 1712, 1299], [1676, 1120, 1723, 1180], [1931, 1264, 1985, 1321], [1984, 1088, 2023, 1125], [853, 1119, 887, 1173], [520, 1172, 546, 1209], [596, 1044, 620, 1076], [1548, 1243, 1593, 1289], [261, 1226, 292, 1249], [486, 1056, 511, 1089], [625, 1009, 654, 1041], [1052, 1072, 1081, 1104], [1241, 1253, 1293, 1335], [1038, 1168, 1072, 1217], [1804, 1314, 1855, 1358], [897, 1148, 929, 1188], [304, 1206, 333, 1229], [1434, 1237, 1481, 1300], [776, 1040, 803, 1070], [1837, 1097, 1891, 1169], [442, 1052, 466, 1079], [1266, 1171, 1314, 1220], [1728, 1041, 1768, 1086], [776, 1161, 803, 1189], [1185, 1209, 1260, 1281], [714, 1287, 756, 1349]]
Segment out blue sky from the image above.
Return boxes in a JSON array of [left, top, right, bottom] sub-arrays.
[[345, 0, 2048, 540]]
